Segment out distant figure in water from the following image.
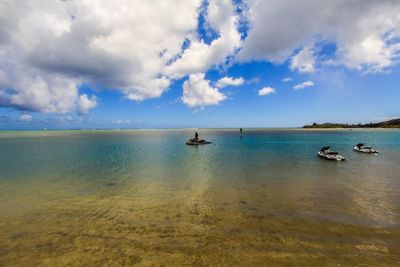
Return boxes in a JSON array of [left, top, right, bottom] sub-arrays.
[[195, 132, 199, 141], [240, 128, 243, 135]]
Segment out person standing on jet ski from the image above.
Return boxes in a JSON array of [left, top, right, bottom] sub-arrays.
[[194, 132, 199, 141]]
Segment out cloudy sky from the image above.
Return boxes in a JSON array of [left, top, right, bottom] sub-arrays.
[[1, 0, 400, 129]]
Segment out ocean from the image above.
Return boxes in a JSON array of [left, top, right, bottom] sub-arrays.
[[0, 129, 399, 266]]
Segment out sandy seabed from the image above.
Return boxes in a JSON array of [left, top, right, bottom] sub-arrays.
[[1, 181, 399, 267]]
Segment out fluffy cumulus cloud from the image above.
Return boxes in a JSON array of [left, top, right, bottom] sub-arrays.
[[165, 0, 242, 78], [294, 81, 314, 90], [216, 76, 244, 88], [0, 0, 241, 113], [239, 0, 400, 72], [258, 87, 275, 96], [78, 94, 97, 114], [182, 73, 226, 107], [1, 0, 400, 114], [282, 77, 292, 82], [290, 46, 315, 73]]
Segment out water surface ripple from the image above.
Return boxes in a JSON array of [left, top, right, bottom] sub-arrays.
[[0, 129, 399, 266]]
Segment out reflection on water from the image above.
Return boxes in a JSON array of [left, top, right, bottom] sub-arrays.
[[0, 129, 400, 266]]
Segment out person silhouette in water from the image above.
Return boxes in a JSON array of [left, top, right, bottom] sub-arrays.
[[195, 132, 199, 141]]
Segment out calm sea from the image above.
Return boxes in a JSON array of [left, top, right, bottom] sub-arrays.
[[0, 129, 399, 266]]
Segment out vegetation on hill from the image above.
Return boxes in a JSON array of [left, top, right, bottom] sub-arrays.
[[303, 118, 400, 128]]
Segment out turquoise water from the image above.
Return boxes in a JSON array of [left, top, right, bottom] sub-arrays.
[[0, 129, 400, 265]]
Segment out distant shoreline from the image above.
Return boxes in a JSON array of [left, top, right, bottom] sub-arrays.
[[2, 119, 399, 132], [303, 118, 400, 129]]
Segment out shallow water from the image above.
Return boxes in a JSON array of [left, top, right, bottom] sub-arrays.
[[0, 129, 400, 266]]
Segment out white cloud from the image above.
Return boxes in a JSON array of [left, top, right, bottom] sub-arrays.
[[290, 46, 315, 73], [2, 0, 400, 115], [78, 94, 97, 114], [165, 0, 242, 78], [216, 76, 245, 88], [338, 35, 400, 72], [294, 81, 314, 90], [182, 73, 226, 107], [282, 77, 292, 82], [239, 0, 400, 72], [258, 87, 275, 96], [18, 114, 32, 122], [0, 0, 242, 113]]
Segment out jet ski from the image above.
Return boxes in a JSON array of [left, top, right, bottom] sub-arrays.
[[353, 143, 379, 154], [318, 146, 345, 161], [186, 138, 212, 145]]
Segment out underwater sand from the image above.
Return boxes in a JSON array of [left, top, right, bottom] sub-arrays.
[[0, 129, 399, 266]]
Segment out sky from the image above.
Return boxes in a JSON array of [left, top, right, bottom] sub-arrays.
[[0, 0, 400, 129]]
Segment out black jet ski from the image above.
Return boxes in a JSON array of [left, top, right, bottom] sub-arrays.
[[353, 143, 379, 154], [186, 138, 212, 145], [318, 146, 345, 161]]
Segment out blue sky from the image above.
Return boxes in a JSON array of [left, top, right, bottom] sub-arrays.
[[1, 0, 399, 129]]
